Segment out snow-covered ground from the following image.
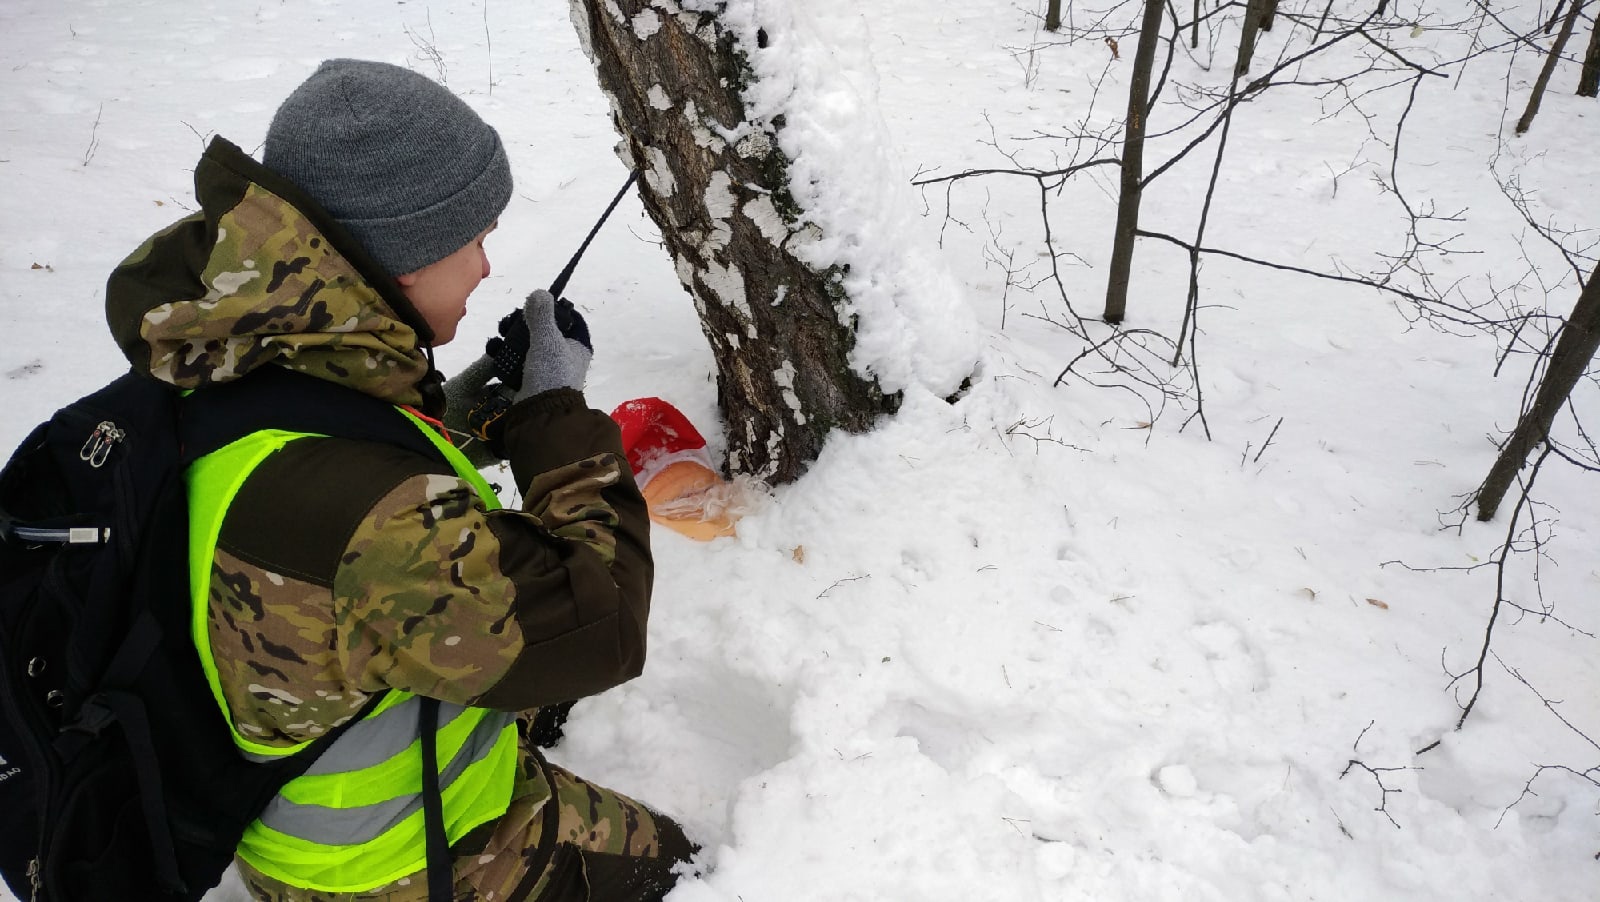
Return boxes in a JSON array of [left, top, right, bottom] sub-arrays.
[[2, 1, 1596, 900]]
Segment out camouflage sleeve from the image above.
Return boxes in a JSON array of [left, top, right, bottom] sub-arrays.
[[333, 388, 653, 709], [330, 472, 525, 703], [473, 388, 655, 710]]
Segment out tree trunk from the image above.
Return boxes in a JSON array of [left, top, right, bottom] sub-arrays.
[[1579, 12, 1600, 96], [1046, 0, 1063, 32], [1102, 0, 1166, 324], [1236, 0, 1266, 76], [1546, 0, 1570, 35], [1516, 0, 1588, 134], [1477, 259, 1600, 520], [569, 1, 897, 484], [1258, 0, 1281, 31], [1314, 0, 1334, 40]]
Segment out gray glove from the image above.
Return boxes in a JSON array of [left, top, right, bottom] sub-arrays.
[[440, 354, 503, 467], [488, 289, 593, 401], [451, 291, 595, 460]]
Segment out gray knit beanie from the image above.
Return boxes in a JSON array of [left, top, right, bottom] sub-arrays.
[[263, 59, 512, 277]]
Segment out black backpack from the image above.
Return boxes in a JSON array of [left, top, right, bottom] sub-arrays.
[[0, 367, 454, 902]]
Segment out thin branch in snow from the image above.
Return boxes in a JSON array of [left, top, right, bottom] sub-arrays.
[[1353, 719, 1376, 751], [1496, 653, 1600, 755], [1253, 417, 1284, 463], [179, 120, 214, 153], [406, 12, 448, 87], [483, 0, 495, 94], [1339, 759, 1409, 829], [1451, 446, 1555, 731], [1495, 764, 1600, 828], [82, 102, 103, 167], [817, 575, 870, 599]]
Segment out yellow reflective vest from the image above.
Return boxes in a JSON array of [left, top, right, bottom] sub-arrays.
[[185, 411, 518, 892]]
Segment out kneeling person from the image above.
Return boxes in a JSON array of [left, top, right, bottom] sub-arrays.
[[104, 58, 693, 901]]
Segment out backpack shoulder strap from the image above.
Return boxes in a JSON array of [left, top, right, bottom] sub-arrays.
[[180, 367, 446, 465]]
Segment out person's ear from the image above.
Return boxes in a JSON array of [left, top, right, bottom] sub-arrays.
[[395, 270, 420, 287]]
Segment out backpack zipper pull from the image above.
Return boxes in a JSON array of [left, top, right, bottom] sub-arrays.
[[79, 421, 126, 468]]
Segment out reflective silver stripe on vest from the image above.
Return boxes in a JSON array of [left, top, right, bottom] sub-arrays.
[[254, 706, 514, 845], [234, 696, 469, 766], [301, 697, 471, 776]]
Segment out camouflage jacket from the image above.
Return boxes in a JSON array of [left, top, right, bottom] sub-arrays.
[[104, 137, 652, 838]]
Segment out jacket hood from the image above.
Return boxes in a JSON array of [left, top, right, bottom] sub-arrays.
[[106, 137, 444, 413]]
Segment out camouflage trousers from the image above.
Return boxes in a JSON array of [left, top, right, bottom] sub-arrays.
[[238, 743, 696, 902]]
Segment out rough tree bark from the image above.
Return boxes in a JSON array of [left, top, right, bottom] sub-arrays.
[[569, 1, 898, 484], [1477, 258, 1600, 520], [1516, 0, 1588, 133], [1579, 12, 1600, 96], [1046, 0, 1063, 32], [1102, 0, 1166, 324]]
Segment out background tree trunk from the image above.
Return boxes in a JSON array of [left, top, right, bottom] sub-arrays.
[[1102, 0, 1166, 324], [1314, 0, 1334, 40], [1516, 0, 1588, 134], [1477, 259, 1600, 520], [1258, 0, 1281, 32], [569, 0, 898, 484], [1579, 12, 1600, 96], [1236, 0, 1266, 75], [1545, 0, 1570, 35], [1046, 0, 1063, 32]]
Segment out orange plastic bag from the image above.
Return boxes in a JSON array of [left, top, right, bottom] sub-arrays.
[[611, 398, 740, 540]]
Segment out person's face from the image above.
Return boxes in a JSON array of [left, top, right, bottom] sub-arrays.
[[394, 222, 497, 345]]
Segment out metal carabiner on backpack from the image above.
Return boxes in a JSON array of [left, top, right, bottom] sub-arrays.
[[79, 421, 125, 469]]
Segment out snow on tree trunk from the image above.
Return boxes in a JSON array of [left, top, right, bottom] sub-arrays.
[[569, 0, 924, 484]]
